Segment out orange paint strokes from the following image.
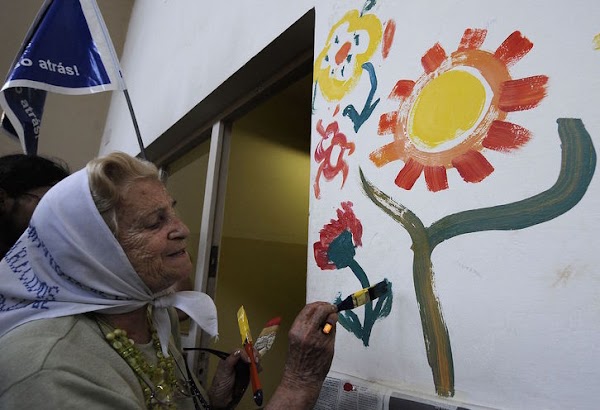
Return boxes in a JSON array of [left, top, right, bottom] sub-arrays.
[[335, 41, 352, 65], [333, 104, 340, 117], [395, 158, 424, 189], [494, 31, 533, 67], [421, 43, 447, 73], [458, 28, 487, 51], [382, 20, 396, 59], [498, 75, 549, 112], [424, 166, 449, 192], [389, 79, 415, 99], [453, 49, 511, 92], [370, 141, 407, 167], [483, 120, 531, 151], [452, 150, 494, 183], [378, 111, 398, 135]]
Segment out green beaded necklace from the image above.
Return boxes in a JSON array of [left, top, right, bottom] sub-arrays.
[[96, 317, 178, 409]]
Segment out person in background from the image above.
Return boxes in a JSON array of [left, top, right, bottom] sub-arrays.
[[0, 153, 70, 259], [0, 151, 337, 409]]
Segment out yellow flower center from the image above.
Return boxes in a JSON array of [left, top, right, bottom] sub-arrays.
[[409, 70, 486, 149]]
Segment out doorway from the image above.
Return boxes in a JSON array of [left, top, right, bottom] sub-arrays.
[[159, 10, 316, 408], [208, 73, 313, 409]]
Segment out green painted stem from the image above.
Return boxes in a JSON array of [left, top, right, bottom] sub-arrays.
[[412, 239, 454, 397], [359, 169, 455, 396], [428, 118, 596, 248], [348, 259, 375, 345], [348, 258, 370, 289]]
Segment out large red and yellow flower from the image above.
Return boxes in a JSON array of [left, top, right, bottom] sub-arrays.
[[370, 29, 549, 192], [314, 10, 382, 102]]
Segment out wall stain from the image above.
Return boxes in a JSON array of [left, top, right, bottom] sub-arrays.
[[456, 261, 482, 278], [552, 265, 575, 287]]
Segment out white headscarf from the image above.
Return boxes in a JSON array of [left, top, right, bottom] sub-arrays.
[[0, 168, 218, 355]]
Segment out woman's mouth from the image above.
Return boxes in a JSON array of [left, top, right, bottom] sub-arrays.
[[168, 249, 187, 257]]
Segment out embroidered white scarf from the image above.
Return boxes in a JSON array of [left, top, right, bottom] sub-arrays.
[[0, 168, 218, 355]]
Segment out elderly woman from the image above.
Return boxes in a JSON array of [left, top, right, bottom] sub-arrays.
[[0, 152, 337, 409]]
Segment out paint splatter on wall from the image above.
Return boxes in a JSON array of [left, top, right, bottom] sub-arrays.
[[308, 1, 600, 408]]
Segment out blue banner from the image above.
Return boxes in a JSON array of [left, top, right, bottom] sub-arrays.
[[1, 88, 47, 155], [8, 0, 111, 90], [0, 0, 125, 154]]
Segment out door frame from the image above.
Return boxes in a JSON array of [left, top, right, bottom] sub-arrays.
[[168, 9, 316, 377]]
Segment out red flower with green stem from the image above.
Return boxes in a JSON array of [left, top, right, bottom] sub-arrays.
[[314, 201, 393, 346]]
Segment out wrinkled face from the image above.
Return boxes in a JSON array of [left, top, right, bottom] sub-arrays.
[[115, 178, 192, 293]]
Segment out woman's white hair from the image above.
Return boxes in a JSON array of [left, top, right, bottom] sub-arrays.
[[86, 152, 163, 235]]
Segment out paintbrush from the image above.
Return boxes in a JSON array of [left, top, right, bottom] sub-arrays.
[[336, 279, 389, 312], [322, 279, 389, 334], [254, 316, 281, 357], [237, 306, 263, 406]]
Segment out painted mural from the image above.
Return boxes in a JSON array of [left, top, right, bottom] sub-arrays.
[[309, 0, 600, 408]]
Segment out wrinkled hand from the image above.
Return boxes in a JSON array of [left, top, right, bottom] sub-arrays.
[[208, 347, 257, 409], [281, 302, 338, 393]]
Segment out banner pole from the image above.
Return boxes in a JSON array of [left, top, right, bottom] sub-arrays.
[[122, 89, 147, 160]]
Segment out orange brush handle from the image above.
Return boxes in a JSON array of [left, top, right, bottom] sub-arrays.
[[244, 342, 263, 405]]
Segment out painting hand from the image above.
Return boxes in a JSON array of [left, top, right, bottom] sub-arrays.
[[281, 302, 338, 393]]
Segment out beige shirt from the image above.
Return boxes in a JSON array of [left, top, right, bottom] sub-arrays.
[[0, 313, 207, 409]]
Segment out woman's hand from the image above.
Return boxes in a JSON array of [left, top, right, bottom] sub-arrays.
[[280, 302, 338, 396], [208, 347, 257, 409]]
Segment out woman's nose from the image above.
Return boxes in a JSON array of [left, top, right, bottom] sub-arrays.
[[168, 215, 190, 240]]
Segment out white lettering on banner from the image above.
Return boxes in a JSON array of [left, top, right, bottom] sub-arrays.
[[19, 99, 41, 135], [16, 57, 80, 76], [38, 59, 79, 76]]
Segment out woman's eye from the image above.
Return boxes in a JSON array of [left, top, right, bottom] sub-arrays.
[[144, 211, 169, 230], [146, 221, 161, 229], [146, 217, 164, 229]]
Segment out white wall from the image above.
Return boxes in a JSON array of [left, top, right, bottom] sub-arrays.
[[100, 0, 316, 155], [308, 1, 600, 409]]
